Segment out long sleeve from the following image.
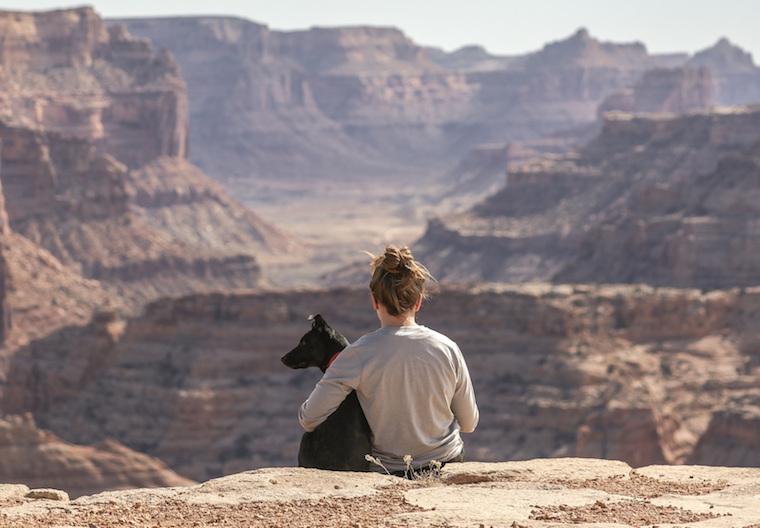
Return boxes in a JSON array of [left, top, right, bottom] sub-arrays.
[[451, 350, 479, 433], [298, 349, 360, 432]]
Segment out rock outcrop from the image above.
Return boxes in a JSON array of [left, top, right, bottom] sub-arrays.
[[0, 7, 187, 168], [0, 175, 10, 347], [5, 283, 760, 483], [0, 121, 271, 309], [416, 105, 760, 288], [1, 456, 759, 528], [688, 37, 760, 106], [0, 8, 296, 312], [598, 66, 712, 116], [0, 414, 195, 499], [686, 405, 760, 467]]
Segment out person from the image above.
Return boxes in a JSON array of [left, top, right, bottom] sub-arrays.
[[298, 245, 479, 474]]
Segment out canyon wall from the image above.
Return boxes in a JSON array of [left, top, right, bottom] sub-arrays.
[[0, 414, 195, 499], [0, 8, 188, 168], [688, 37, 760, 106], [4, 284, 759, 482], [417, 105, 760, 289], [0, 120, 270, 310], [109, 18, 760, 199], [437, 64, 714, 211], [0, 8, 295, 314], [112, 22, 678, 191]]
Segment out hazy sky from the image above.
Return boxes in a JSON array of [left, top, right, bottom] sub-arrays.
[[2, 0, 759, 61]]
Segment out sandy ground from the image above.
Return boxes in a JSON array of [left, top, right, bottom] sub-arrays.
[[3, 459, 760, 528]]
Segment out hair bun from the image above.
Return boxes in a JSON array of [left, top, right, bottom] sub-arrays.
[[369, 245, 431, 316], [381, 245, 412, 273]]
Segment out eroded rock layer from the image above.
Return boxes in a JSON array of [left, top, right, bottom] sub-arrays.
[[417, 105, 760, 289], [0, 414, 195, 499], [4, 284, 758, 481]]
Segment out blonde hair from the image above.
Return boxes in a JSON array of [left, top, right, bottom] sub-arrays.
[[369, 245, 431, 316]]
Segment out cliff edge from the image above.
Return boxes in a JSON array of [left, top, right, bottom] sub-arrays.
[[1, 459, 758, 527]]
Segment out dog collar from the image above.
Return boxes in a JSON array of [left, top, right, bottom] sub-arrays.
[[326, 351, 341, 369]]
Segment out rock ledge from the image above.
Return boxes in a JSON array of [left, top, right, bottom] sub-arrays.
[[2, 458, 759, 527]]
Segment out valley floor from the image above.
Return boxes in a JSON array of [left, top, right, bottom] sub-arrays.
[[240, 177, 444, 288]]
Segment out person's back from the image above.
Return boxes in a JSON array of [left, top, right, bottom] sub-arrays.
[[298, 245, 479, 472]]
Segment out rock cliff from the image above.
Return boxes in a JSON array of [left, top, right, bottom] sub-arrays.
[[688, 37, 760, 106], [0, 414, 195, 499], [0, 7, 188, 168], [417, 105, 760, 288], [598, 66, 712, 116], [0, 8, 295, 311], [111, 21, 675, 193], [5, 284, 760, 484], [0, 121, 271, 309]]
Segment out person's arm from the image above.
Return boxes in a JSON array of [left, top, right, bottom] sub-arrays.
[[298, 351, 360, 432], [450, 351, 479, 433]]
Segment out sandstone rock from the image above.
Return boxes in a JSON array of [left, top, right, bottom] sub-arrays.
[[689, 37, 760, 105], [524, 28, 656, 70], [0, 178, 10, 346], [126, 156, 297, 256], [113, 20, 671, 191], [598, 66, 712, 116], [417, 106, 760, 288], [0, 121, 270, 310], [687, 405, 760, 466], [0, 7, 188, 170], [1, 230, 115, 349], [1, 459, 759, 528], [0, 414, 195, 499], [25, 489, 69, 501]]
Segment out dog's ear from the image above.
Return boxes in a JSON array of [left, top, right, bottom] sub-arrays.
[[309, 314, 326, 329]]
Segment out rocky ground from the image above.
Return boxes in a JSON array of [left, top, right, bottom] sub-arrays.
[[2, 458, 759, 527]]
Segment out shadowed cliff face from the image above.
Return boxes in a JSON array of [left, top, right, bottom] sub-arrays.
[[4, 284, 759, 481], [0, 414, 195, 499]]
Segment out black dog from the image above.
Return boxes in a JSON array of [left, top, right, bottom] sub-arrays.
[[282, 314, 372, 471]]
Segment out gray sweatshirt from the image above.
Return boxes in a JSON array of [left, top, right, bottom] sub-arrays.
[[298, 325, 479, 472]]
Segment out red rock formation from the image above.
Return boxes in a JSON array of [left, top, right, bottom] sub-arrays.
[[687, 406, 760, 466], [0, 7, 188, 169], [126, 156, 297, 255], [0, 121, 271, 309], [5, 283, 758, 481], [0, 9, 299, 313], [0, 414, 195, 498], [417, 106, 760, 288], [113, 20, 672, 190], [1, 231, 116, 350], [598, 67, 712, 116]]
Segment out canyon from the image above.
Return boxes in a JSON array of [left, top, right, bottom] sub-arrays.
[[0, 7, 295, 316], [3, 284, 760, 484], [0, 5, 759, 505], [417, 105, 760, 288]]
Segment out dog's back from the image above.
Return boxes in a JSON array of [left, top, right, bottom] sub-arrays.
[[282, 315, 372, 471]]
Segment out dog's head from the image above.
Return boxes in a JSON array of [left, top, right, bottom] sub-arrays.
[[281, 314, 350, 372]]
